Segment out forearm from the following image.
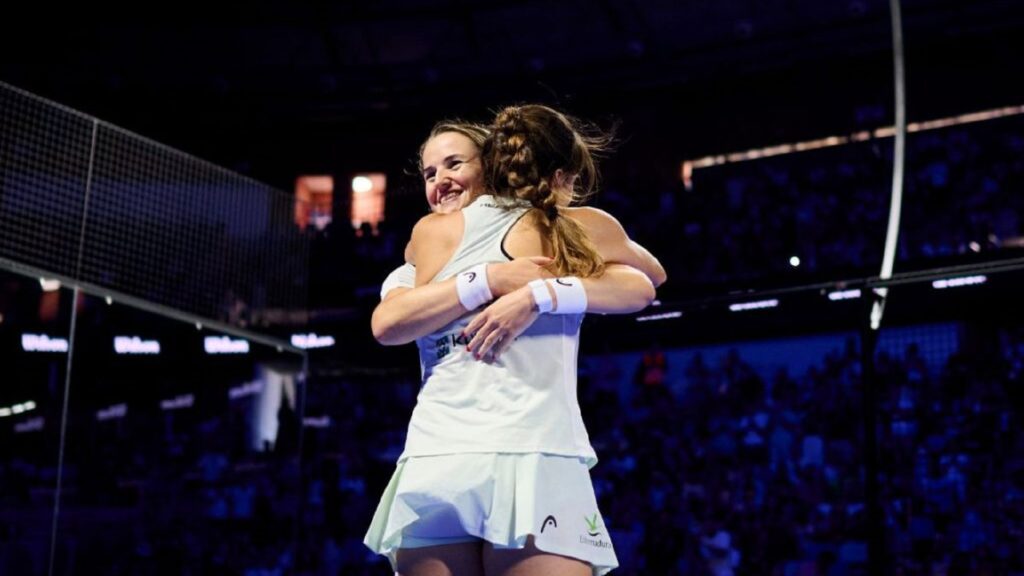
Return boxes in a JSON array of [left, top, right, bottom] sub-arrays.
[[568, 206, 666, 287], [582, 264, 656, 314], [373, 256, 555, 345], [371, 280, 467, 345], [622, 240, 667, 287], [466, 265, 657, 361]]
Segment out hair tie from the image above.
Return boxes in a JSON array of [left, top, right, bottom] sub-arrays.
[[546, 206, 558, 220]]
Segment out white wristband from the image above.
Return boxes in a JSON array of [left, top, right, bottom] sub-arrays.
[[528, 279, 554, 313], [549, 277, 587, 314], [455, 263, 493, 310], [380, 263, 416, 300]]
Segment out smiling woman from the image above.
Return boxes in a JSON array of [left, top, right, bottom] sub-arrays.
[[418, 121, 490, 214], [421, 133, 482, 211], [364, 107, 666, 576]]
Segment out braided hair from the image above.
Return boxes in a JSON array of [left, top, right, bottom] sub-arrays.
[[482, 104, 611, 277]]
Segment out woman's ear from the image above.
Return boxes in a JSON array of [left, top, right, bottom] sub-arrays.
[[553, 169, 578, 189]]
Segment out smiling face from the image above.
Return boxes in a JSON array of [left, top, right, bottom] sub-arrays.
[[420, 131, 485, 214]]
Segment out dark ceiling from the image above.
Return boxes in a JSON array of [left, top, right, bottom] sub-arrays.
[[2, 0, 1022, 189]]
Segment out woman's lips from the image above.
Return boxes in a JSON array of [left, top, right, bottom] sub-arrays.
[[437, 189, 464, 208]]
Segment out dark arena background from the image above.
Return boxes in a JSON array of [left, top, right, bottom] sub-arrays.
[[2, 1, 1024, 574]]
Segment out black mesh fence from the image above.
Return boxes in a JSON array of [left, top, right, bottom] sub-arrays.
[[0, 81, 308, 333]]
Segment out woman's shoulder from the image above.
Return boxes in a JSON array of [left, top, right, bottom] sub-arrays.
[[412, 210, 462, 234], [562, 206, 628, 238], [408, 211, 464, 265]]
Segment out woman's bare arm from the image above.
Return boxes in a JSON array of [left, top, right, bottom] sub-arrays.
[[371, 257, 553, 345], [567, 206, 667, 287]]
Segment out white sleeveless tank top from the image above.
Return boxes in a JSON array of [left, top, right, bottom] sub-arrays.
[[400, 195, 597, 466]]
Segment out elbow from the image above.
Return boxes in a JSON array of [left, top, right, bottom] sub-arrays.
[[371, 321, 394, 346], [638, 276, 657, 309], [649, 263, 667, 288], [371, 311, 408, 346], [623, 275, 657, 313]]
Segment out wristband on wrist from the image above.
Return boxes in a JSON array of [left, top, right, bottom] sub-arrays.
[[528, 279, 554, 313], [455, 263, 493, 310], [549, 276, 587, 314]]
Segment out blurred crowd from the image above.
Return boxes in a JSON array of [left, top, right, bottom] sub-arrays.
[[309, 115, 1024, 307]]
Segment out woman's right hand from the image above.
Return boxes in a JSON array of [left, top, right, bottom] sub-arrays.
[[487, 256, 554, 296], [465, 286, 540, 362]]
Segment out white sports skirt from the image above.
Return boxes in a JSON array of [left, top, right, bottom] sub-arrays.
[[363, 452, 618, 575]]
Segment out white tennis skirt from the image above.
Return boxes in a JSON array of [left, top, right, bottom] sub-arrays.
[[363, 452, 619, 575]]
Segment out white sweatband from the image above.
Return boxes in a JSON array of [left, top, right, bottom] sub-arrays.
[[549, 276, 587, 314], [380, 263, 416, 300], [455, 263, 493, 310], [528, 279, 554, 313]]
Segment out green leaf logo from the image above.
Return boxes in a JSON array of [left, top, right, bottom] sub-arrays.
[[584, 513, 601, 536]]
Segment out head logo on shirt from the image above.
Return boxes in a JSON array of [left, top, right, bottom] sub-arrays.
[[540, 515, 558, 533]]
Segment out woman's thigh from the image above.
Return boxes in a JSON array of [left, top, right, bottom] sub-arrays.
[[482, 536, 591, 576], [396, 541, 485, 576]]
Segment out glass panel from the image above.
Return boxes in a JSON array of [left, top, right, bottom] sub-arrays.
[[297, 369, 417, 575], [51, 295, 305, 574], [0, 269, 72, 576]]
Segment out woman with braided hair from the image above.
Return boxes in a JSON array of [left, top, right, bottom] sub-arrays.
[[371, 119, 663, 347], [365, 106, 665, 576]]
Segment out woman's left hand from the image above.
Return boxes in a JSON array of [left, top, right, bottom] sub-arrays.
[[464, 286, 539, 362]]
